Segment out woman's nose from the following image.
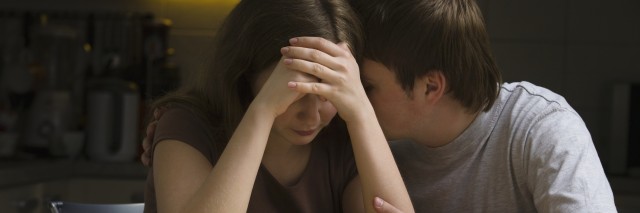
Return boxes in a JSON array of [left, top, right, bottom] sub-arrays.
[[296, 95, 322, 125]]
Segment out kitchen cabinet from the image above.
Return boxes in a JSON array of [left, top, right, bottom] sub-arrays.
[[0, 160, 147, 212], [0, 180, 68, 213], [0, 184, 40, 213], [0, 178, 145, 213]]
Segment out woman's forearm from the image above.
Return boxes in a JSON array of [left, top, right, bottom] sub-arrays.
[[156, 106, 275, 213], [187, 108, 273, 212], [346, 107, 415, 213]]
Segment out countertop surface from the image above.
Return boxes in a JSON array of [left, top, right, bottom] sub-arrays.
[[0, 159, 148, 188]]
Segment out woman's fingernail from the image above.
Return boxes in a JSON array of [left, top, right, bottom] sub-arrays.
[[284, 59, 292, 64], [288, 82, 297, 88], [281, 47, 289, 54], [289, 38, 298, 44], [374, 197, 384, 208]]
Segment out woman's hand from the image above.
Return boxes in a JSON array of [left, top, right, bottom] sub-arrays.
[[281, 37, 373, 123], [251, 56, 318, 118]]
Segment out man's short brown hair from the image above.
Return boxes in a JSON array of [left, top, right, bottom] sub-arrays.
[[352, 0, 502, 112]]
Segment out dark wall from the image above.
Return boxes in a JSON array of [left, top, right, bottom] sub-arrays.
[[476, 0, 640, 169], [2, 0, 639, 167]]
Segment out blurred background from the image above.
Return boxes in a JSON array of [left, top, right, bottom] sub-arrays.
[[0, 0, 638, 212]]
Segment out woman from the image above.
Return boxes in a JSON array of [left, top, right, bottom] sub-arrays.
[[144, 0, 413, 212]]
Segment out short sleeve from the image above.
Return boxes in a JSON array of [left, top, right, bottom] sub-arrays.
[[525, 109, 616, 213], [337, 138, 358, 183], [150, 107, 217, 166], [325, 126, 358, 190]]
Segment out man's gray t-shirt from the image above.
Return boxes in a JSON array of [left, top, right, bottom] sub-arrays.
[[390, 81, 617, 212]]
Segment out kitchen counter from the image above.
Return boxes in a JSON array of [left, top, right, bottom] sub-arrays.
[[0, 160, 148, 188]]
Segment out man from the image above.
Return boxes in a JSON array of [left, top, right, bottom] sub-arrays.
[[355, 0, 616, 212]]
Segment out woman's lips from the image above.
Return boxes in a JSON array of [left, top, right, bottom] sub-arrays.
[[294, 129, 316, 136]]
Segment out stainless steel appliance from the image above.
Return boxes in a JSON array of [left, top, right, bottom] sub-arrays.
[[86, 79, 139, 162]]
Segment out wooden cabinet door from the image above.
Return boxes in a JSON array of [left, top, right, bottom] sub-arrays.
[[0, 184, 40, 213]]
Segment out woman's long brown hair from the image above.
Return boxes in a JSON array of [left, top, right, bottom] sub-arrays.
[[152, 0, 363, 151]]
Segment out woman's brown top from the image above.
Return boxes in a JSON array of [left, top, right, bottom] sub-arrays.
[[144, 107, 357, 212]]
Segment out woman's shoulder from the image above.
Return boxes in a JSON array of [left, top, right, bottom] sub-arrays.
[[152, 103, 220, 164], [158, 104, 211, 130]]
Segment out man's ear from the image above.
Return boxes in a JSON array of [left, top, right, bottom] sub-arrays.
[[416, 70, 446, 103]]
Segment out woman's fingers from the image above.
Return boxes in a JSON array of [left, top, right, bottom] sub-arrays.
[[282, 37, 363, 112], [287, 81, 333, 97], [337, 42, 351, 52], [289, 37, 349, 57], [281, 46, 343, 71], [283, 58, 341, 83]]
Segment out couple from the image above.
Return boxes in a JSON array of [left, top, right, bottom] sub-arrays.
[[140, 0, 617, 212]]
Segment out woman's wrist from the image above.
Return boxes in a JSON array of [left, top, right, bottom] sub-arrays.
[[246, 101, 278, 122], [342, 100, 377, 124]]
